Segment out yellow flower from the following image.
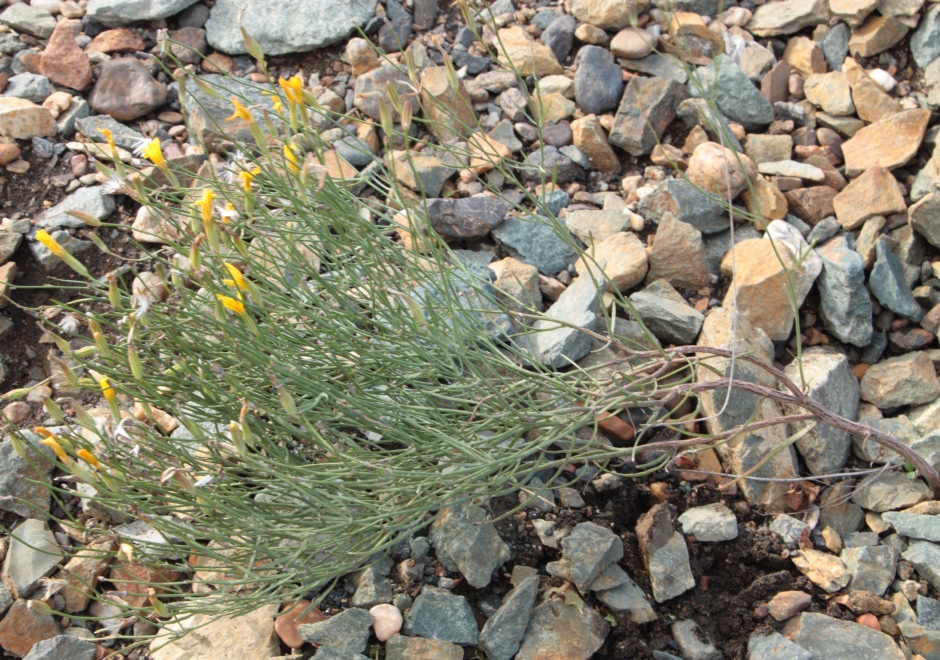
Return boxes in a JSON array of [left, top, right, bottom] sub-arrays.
[[76, 448, 102, 470], [141, 138, 165, 169], [39, 436, 67, 462], [224, 263, 249, 292], [238, 167, 260, 194], [283, 144, 300, 173], [98, 128, 116, 154], [35, 230, 66, 259], [100, 377, 116, 403], [195, 188, 214, 225], [278, 75, 304, 105], [227, 97, 255, 124], [263, 90, 283, 113], [216, 294, 246, 316]]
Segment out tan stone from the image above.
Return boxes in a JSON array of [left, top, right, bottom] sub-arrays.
[[420, 66, 477, 142], [318, 150, 358, 181], [0, 262, 15, 309], [55, 540, 115, 613], [201, 52, 235, 74], [830, 0, 878, 26], [647, 215, 711, 290], [467, 132, 512, 174], [849, 14, 909, 57], [150, 602, 279, 660], [767, 590, 813, 621], [0, 97, 56, 139], [574, 23, 609, 45], [0, 142, 20, 166], [274, 600, 326, 649], [345, 37, 379, 77], [109, 562, 183, 608], [536, 92, 576, 123], [610, 27, 657, 59], [843, 57, 902, 124], [132, 205, 180, 244], [490, 257, 543, 312], [783, 36, 827, 77], [743, 176, 789, 224], [804, 71, 855, 116], [833, 166, 906, 230], [575, 231, 649, 292], [40, 19, 92, 91], [841, 109, 930, 176], [791, 549, 851, 592], [669, 12, 723, 57], [687, 141, 758, 200], [86, 28, 145, 53], [570, 0, 641, 29], [497, 27, 563, 77], [571, 114, 620, 172]]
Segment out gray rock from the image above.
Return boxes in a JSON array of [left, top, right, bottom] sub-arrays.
[[817, 480, 864, 538], [904, 541, 940, 590], [23, 635, 96, 660], [333, 135, 374, 168], [770, 514, 812, 547], [882, 512, 940, 542], [574, 46, 624, 115], [621, 54, 689, 84], [56, 98, 90, 137], [36, 187, 116, 229], [540, 14, 576, 63], [638, 178, 728, 235], [378, 17, 412, 53], [629, 283, 704, 345], [0, 431, 55, 518], [411, 267, 512, 341], [521, 145, 582, 184], [478, 575, 539, 660], [545, 522, 623, 592], [851, 472, 931, 512], [871, 238, 923, 321], [413, 0, 437, 29], [311, 648, 370, 660], [691, 55, 774, 130], [0, 3, 56, 38], [493, 214, 578, 276], [29, 229, 93, 271], [178, 2, 211, 27], [429, 504, 510, 589], [748, 631, 812, 660], [610, 77, 688, 156], [348, 556, 393, 608], [560, 145, 590, 170], [518, 270, 601, 368], [564, 210, 630, 244], [353, 65, 417, 121], [2, 519, 64, 597], [516, 600, 609, 660], [782, 346, 858, 475], [840, 545, 899, 595], [4, 73, 51, 104], [183, 74, 275, 149], [86, 0, 201, 25], [76, 115, 144, 152], [676, 98, 743, 152], [402, 586, 479, 646], [815, 236, 873, 347], [385, 636, 463, 660], [911, 4, 940, 69], [842, 531, 880, 547], [0, 232, 22, 264], [672, 620, 721, 660], [678, 503, 738, 542], [746, 0, 831, 37], [206, 0, 377, 55], [425, 197, 511, 239], [860, 352, 940, 409], [297, 608, 373, 654], [911, 432, 940, 472], [88, 58, 168, 123], [806, 215, 841, 245], [819, 23, 851, 72], [783, 612, 904, 659], [594, 570, 657, 623], [918, 595, 940, 629], [909, 192, 940, 249], [636, 503, 695, 603]]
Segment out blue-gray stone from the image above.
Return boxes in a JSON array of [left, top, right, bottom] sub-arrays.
[[859, 330, 887, 364], [298, 608, 373, 654], [333, 135, 374, 168], [691, 55, 774, 130], [671, 0, 719, 15], [77, 114, 144, 151], [23, 635, 96, 660], [819, 23, 851, 72], [540, 14, 576, 63], [638, 178, 728, 235], [629, 284, 704, 345], [676, 97, 743, 151], [411, 268, 511, 340], [918, 595, 940, 630], [86, 0, 201, 26], [610, 77, 688, 156], [205, 0, 378, 55], [386, 0, 410, 20], [912, 4, 940, 69], [574, 45, 624, 115], [429, 504, 510, 588], [871, 238, 924, 321], [521, 145, 582, 184], [36, 186, 116, 229], [815, 235, 873, 346], [478, 575, 539, 660], [784, 612, 905, 659], [518, 271, 601, 368], [748, 632, 812, 660], [182, 73, 275, 147], [806, 215, 841, 246], [532, 9, 558, 30], [312, 647, 370, 660], [545, 522, 623, 592], [904, 542, 940, 591], [882, 512, 940, 543], [425, 196, 512, 239], [455, 26, 476, 49], [0, 3, 56, 38], [378, 17, 412, 53], [453, 49, 491, 74], [0, 431, 55, 518], [31, 137, 57, 159], [403, 586, 479, 646], [538, 189, 569, 216], [4, 73, 51, 103], [560, 144, 590, 170], [492, 214, 578, 276], [0, 33, 25, 56], [29, 229, 93, 270]]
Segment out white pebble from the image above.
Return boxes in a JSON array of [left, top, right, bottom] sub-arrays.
[[628, 211, 645, 232], [369, 604, 402, 642], [868, 68, 897, 93]]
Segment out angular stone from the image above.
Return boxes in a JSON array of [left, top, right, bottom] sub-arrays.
[[575, 231, 648, 293], [610, 77, 688, 157], [870, 239, 924, 322], [385, 635, 463, 660], [646, 214, 711, 290], [903, 542, 940, 591], [354, 65, 418, 122], [516, 599, 609, 660], [784, 612, 904, 658], [843, 57, 902, 124], [546, 522, 623, 592], [791, 549, 850, 592], [818, 479, 865, 538], [401, 587, 478, 646], [842, 109, 930, 177], [0, 3, 56, 37], [571, 114, 620, 172], [748, 631, 812, 660], [692, 55, 775, 130], [429, 505, 510, 589], [804, 71, 855, 116], [297, 608, 373, 654], [747, 0, 831, 36], [849, 15, 909, 57], [833, 166, 906, 230], [0, 431, 54, 518], [88, 58, 167, 122], [574, 45, 624, 115], [40, 20, 91, 92], [2, 519, 64, 597], [852, 472, 932, 512], [909, 193, 940, 249], [493, 215, 578, 276], [782, 347, 858, 475], [841, 545, 899, 595], [55, 540, 114, 613], [636, 503, 695, 603], [672, 619, 722, 660], [830, 0, 878, 26], [815, 236, 873, 347], [0, 600, 60, 657], [784, 186, 838, 225], [911, 4, 940, 69], [519, 271, 601, 368], [86, 28, 146, 54], [757, 160, 825, 182], [766, 591, 813, 621], [882, 512, 940, 542], [783, 36, 827, 77], [425, 197, 510, 239], [22, 635, 96, 660], [678, 503, 738, 542], [565, 210, 631, 245], [638, 178, 727, 235], [490, 257, 542, 313], [594, 571, 657, 623], [569, 0, 640, 29], [629, 280, 704, 345], [743, 176, 789, 222], [478, 575, 539, 660], [744, 134, 794, 165], [497, 26, 563, 77], [36, 186, 116, 229], [420, 67, 476, 142], [0, 98, 56, 139]]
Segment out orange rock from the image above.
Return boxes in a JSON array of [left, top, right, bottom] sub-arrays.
[[0, 600, 60, 657], [275, 600, 326, 649], [856, 613, 881, 631], [108, 562, 182, 608], [41, 20, 92, 91], [86, 28, 145, 54]]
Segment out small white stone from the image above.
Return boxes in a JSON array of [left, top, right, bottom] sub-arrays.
[[757, 159, 825, 182], [868, 68, 897, 92], [369, 604, 402, 642]]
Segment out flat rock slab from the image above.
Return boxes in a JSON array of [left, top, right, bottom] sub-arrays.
[[298, 608, 373, 654], [903, 542, 940, 591], [478, 575, 539, 660], [545, 521, 623, 592], [841, 545, 899, 595], [86, 0, 201, 25], [2, 519, 64, 597], [429, 504, 509, 589], [882, 512, 940, 542], [783, 612, 904, 658], [516, 599, 609, 660], [385, 635, 463, 660], [150, 602, 279, 660], [636, 503, 695, 602], [35, 186, 115, 229], [518, 271, 601, 368], [841, 108, 930, 176], [401, 586, 479, 646], [0, 431, 55, 518]]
